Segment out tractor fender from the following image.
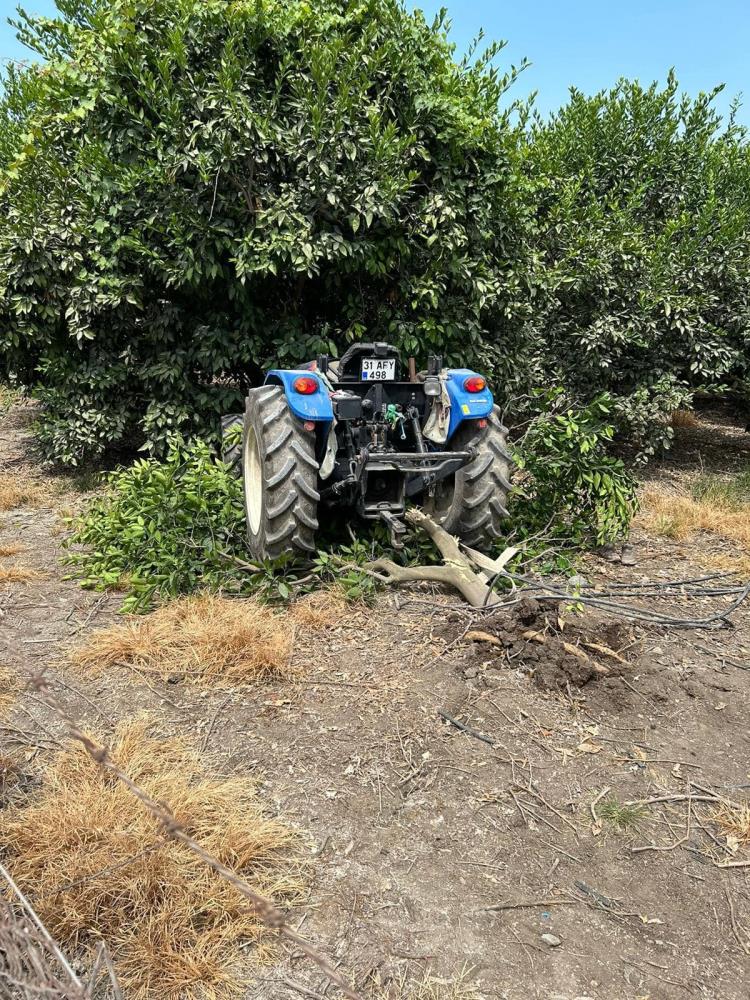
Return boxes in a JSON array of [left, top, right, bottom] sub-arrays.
[[444, 369, 495, 439], [264, 370, 334, 425]]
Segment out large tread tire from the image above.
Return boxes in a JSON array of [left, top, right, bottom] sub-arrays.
[[242, 386, 320, 560], [427, 406, 513, 549]]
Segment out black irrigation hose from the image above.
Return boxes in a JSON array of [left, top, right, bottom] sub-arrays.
[[475, 570, 750, 629], [597, 571, 740, 589], [579, 586, 747, 599], [534, 587, 750, 628], [397, 565, 749, 629]]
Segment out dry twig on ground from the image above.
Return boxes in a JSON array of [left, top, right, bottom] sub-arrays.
[[0, 565, 41, 585]]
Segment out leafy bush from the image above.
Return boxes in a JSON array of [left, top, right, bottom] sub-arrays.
[[511, 392, 638, 546], [0, 0, 528, 463], [65, 437, 382, 610], [65, 439, 250, 611], [512, 75, 750, 458]]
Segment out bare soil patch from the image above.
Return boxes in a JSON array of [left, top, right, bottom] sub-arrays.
[[1, 399, 749, 999]]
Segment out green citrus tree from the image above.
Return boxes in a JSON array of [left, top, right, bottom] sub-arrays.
[[0, 0, 529, 463]]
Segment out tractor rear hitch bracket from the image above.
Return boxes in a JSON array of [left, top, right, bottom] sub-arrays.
[[322, 448, 472, 501], [379, 509, 408, 550], [365, 450, 473, 473]]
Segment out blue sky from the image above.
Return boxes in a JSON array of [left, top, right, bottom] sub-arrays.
[[2, 1, 748, 124]]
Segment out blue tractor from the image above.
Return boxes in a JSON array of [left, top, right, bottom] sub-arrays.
[[224, 343, 512, 559]]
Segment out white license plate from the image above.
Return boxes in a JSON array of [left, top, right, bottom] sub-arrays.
[[361, 358, 396, 381]]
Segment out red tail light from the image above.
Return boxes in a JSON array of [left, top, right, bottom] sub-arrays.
[[293, 376, 318, 394], [464, 376, 486, 393]]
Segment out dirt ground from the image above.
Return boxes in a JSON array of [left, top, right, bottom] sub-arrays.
[[2, 398, 750, 1000]]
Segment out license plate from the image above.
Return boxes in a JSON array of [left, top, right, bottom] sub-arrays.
[[361, 358, 396, 381]]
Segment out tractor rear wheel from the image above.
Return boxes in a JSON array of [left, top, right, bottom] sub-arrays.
[[242, 386, 320, 560], [425, 406, 513, 549]]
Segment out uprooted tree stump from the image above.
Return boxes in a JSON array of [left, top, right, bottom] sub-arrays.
[[364, 508, 517, 608]]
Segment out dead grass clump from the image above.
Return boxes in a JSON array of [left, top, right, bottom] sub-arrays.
[[713, 802, 750, 848], [0, 564, 40, 584], [0, 475, 45, 512], [0, 543, 24, 557], [0, 666, 19, 715], [70, 593, 295, 685], [638, 488, 750, 549], [0, 718, 305, 999], [698, 551, 750, 579], [670, 409, 700, 429], [0, 751, 23, 803], [291, 589, 352, 630]]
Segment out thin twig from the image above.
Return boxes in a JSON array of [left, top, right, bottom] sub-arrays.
[[632, 795, 692, 854], [115, 660, 182, 709], [485, 898, 579, 912], [279, 977, 328, 1000], [520, 782, 579, 837], [590, 786, 611, 826], [51, 676, 115, 727], [725, 884, 750, 955], [200, 694, 232, 753], [0, 862, 83, 992]]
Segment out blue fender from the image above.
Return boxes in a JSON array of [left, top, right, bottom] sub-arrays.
[[264, 370, 334, 425], [444, 369, 495, 439]]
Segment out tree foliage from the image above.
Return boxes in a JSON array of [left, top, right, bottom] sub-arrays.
[[0, 0, 528, 463], [513, 390, 638, 545], [1, 4, 749, 467], [516, 76, 750, 458]]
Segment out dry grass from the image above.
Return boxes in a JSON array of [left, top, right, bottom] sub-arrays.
[[638, 487, 750, 550], [697, 551, 750, 579], [0, 752, 23, 798], [0, 718, 305, 1000], [0, 564, 40, 584], [670, 409, 700, 429], [0, 475, 45, 512], [0, 543, 24, 557], [70, 593, 295, 685], [375, 969, 481, 1000], [290, 589, 352, 630], [0, 666, 19, 715], [713, 803, 750, 848]]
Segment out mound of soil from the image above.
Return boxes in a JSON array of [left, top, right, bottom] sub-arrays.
[[447, 597, 636, 691]]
